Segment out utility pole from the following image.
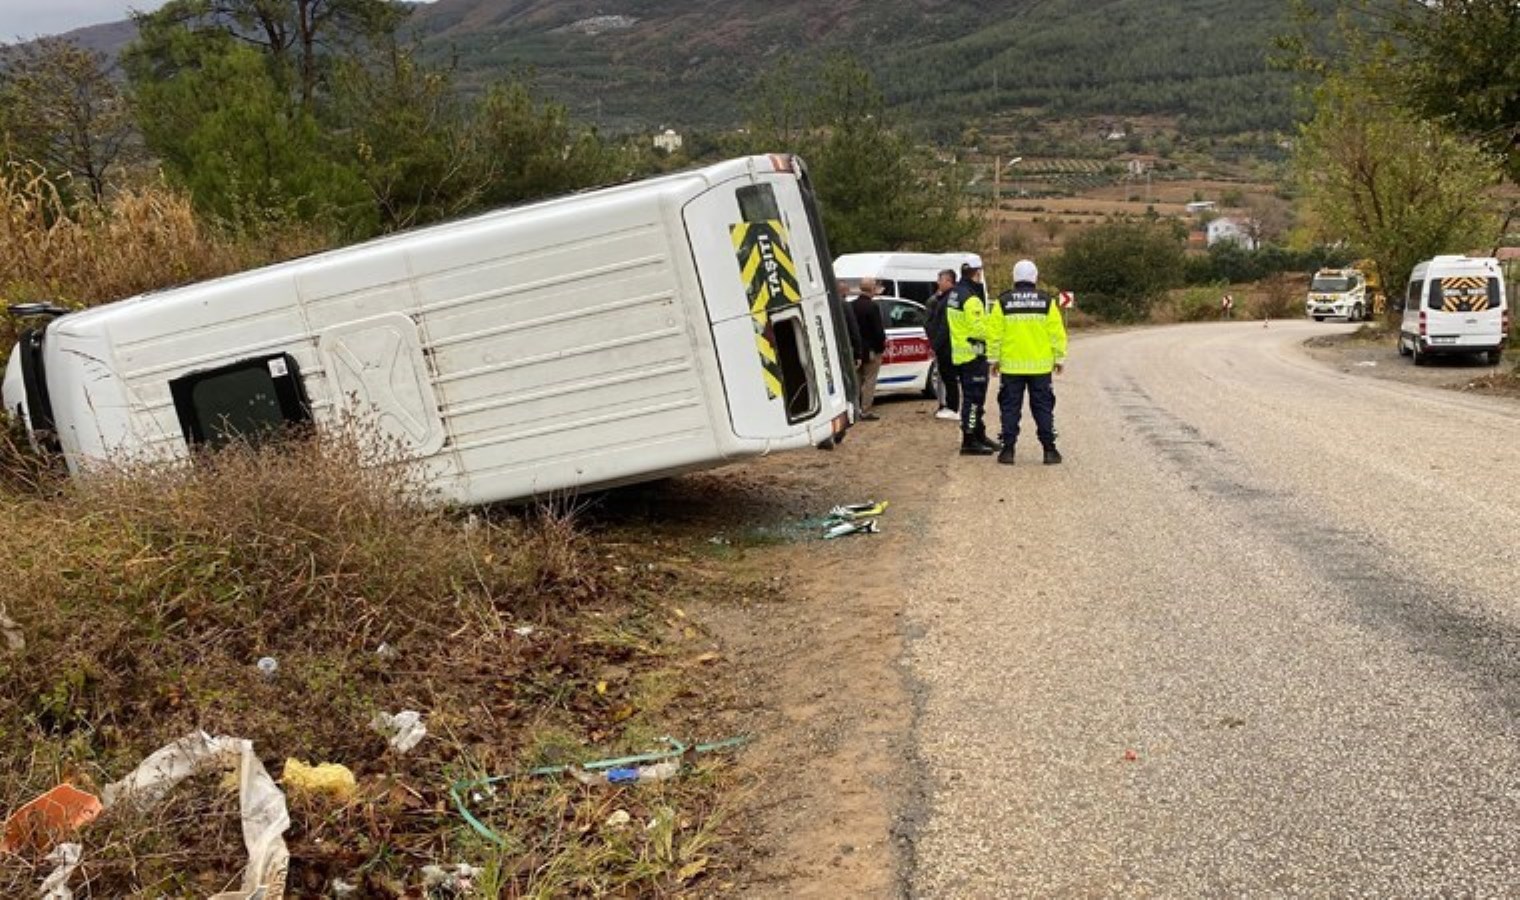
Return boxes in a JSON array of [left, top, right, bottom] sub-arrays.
[[993, 155, 1001, 253]]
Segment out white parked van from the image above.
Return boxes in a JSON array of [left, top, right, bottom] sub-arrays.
[[2, 155, 858, 504], [1397, 255, 1509, 366], [833, 251, 979, 304]]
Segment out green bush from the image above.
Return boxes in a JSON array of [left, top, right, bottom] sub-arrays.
[[1048, 221, 1184, 322], [1167, 284, 1229, 322], [1184, 242, 1354, 285]]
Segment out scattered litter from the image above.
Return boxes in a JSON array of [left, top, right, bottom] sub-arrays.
[[1123, 749, 1139, 762], [256, 656, 279, 678], [571, 760, 680, 787], [282, 759, 357, 803], [102, 731, 290, 900], [1, 784, 103, 854], [825, 519, 880, 540], [330, 879, 358, 898], [38, 842, 81, 900], [707, 535, 731, 546], [421, 863, 480, 896], [1355, 361, 1378, 367], [512, 626, 535, 638], [604, 809, 632, 828], [370, 710, 427, 754], [375, 642, 398, 660], [449, 735, 749, 846], [828, 500, 889, 521], [1, 604, 22, 652]]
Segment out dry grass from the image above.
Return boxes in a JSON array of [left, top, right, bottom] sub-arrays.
[[0, 165, 326, 341], [0, 436, 733, 897], [1152, 285, 1230, 324]]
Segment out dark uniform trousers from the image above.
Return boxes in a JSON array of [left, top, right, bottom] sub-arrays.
[[936, 351, 961, 412], [998, 373, 1057, 448], [958, 358, 990, 436]]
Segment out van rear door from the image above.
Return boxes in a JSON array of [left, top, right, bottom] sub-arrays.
[[684, 174, 839, 441], [1427, 274, 1505, 348]]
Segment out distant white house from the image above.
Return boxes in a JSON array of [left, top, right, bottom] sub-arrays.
[[1206, 217, 1257, 250], [653, 129, 684, 153]]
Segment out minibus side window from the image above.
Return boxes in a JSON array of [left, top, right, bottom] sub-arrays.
[[1427, 280, 1444, 310], [1406, 280, 1423, 312], [170, 354, 312, 449], [1487, 278, 1502, 309]]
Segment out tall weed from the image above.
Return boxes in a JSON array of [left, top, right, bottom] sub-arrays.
[[0, 165, 325, 316]]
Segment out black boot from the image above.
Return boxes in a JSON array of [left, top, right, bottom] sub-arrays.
[[960, 433, 994, 456], [997, 444, 1016, 465], [974, 427, 1000, 452], [1043, 446, 1063, 465]]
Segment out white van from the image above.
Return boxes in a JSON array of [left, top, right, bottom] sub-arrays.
[[1397, 255, 1509, 366], [833, 251, 979, 304], [2, 155, 858, 504]]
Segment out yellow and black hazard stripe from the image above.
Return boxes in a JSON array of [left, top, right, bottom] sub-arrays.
[[1439, 276, 1490, 313], [731, 220, 802, 400]]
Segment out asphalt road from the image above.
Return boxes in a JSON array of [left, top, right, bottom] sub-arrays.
[[904, 321, 1520, 896]]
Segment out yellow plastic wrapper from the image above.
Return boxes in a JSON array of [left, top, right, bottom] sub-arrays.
[[281, 759, 357, 802]]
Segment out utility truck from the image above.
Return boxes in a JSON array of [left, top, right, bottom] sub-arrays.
[[1306, 266, 1382, 322], [3, 155, 858, 505]]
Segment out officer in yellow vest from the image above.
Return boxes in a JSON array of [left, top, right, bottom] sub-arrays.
[[946, 254, 998, 455], [987, 259, 1067, 465]]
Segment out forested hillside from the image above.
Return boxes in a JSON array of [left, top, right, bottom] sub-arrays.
[[45, 0, 1310, 137], [404, 0, 1308, 135], [882, 0, 1304, 136]]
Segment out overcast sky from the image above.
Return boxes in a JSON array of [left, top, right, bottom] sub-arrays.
[[0, 0, 170, 40], [0, 0, 434, 42]]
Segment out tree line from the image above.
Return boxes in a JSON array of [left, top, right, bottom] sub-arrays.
[[0, 1, 979, 301]]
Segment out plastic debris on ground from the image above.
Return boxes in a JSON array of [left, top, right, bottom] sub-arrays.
[[570, 759, 680, 787], [101, 731, 291, 900], [421, 862, 480, 897], [370, 710, 427, 754], [828, 500, 889, 521], [1, 784, 103, 854], [0, 604, 22, 652], [824, 518, 880, 540], [38, 842, 81, 900], [821, 500, 888, 539], [448, 735, 749, 846], [281, 759, 357, 803]]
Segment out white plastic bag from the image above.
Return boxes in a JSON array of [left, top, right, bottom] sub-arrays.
[[38, 843, 81, 900], [0, 604, 23, 652], [370, 710, 426, 754], [102, 731, 290, 900]]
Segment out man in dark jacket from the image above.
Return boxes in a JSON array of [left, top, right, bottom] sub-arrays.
[[850, 278, 888, 420], [924, 269, 960, 420]]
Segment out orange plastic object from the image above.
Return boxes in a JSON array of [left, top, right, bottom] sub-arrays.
[[1, 784, 103, 853]]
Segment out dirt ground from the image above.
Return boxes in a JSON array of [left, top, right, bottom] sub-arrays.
[[1303, 325, 1520, 398], [593, 392, 954, 896]]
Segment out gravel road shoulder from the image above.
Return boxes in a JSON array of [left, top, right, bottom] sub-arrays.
[[1303, 323, 1520, 398]]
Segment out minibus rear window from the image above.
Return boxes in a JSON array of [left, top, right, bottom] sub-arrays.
[[737, 184, 782, 223], [171, 354, 312, 449], [1428, 277, 1502, 312]]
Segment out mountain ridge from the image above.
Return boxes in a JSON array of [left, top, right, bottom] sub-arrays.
[[38, 0, 1302, 138]]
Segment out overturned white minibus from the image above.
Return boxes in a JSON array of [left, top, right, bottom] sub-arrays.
[[3, 155, 857, 504]]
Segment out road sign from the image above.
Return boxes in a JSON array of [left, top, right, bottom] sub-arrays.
[[1058, 291, 1075, 309]]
